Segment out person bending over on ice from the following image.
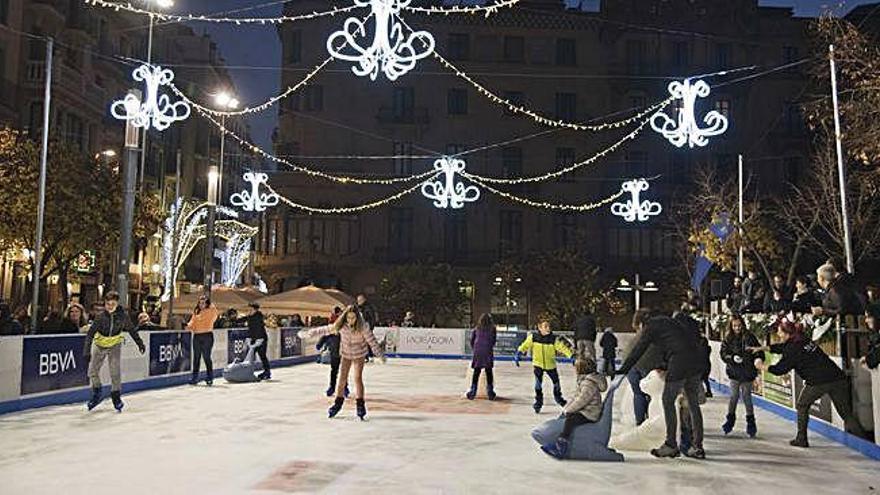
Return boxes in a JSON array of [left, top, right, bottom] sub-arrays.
[[83, 291, 145, 412], [467, 313, 497, 400], [300, 305, 384, 420], [236, 303, 271, 380], [720, 313, 762, 438], [616, 309, 706, 459], [541, 357, 607, 459], [517, 320, 573, 413], [750, 318, 866, 447]]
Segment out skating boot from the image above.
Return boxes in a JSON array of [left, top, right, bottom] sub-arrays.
[[540, 437, 568, 460], [356, 399, 367, 420], [111, 391, 124, 412], [533, 391, 543, 414], [87, 387, 103, 411], [789, 436, 809, 448], [745, 415, 757, 438], [258, 371, 271, 381], [650, 442, 681, 458], [325, 385, 335, 397], [553, 386, 567, 407], [466, 383, 477, 400], [722, 414, 736, 435], [328, 397, 344, 418], [188, 375, 199, 386], [205, 377, 213, 386], [487, 384, 497, 401], [683, 446, 706, 459]]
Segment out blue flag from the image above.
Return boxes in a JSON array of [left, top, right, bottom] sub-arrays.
[[691, 246, 713, 294]]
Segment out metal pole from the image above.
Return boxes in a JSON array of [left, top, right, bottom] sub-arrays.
[[138, 14, 154, 191], [118, 142, 139, 310], [166, 150, 181, 326], [634, 273, 641, 312], [203, 165, 219, 297], [218, 115, 226, 205], [829, 45, 855, 275], [30, 38, 53, 332], [737, 154, 744, 277]]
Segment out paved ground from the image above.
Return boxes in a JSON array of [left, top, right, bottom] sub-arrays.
[[0, 359, 877, 494]]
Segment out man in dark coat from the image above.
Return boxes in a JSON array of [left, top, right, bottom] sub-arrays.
[[599, 328, 618, 377], [574, 312, 597, 361], [813, 264, 864, 318], [238, 303, 271, 380], [617, 309, 706, 459]]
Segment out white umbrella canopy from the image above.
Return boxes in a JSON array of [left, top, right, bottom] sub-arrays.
[[325, 288, 355, 307], [256, 284, 352, 318], [170, 286, 263, 315]]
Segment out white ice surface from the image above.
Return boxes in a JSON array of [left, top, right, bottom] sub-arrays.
[[0, 359, 877, 495]]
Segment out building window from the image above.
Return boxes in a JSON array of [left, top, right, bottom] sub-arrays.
[[629, 94, 647, 110], [556, 147, 576, 181], [444, 210, 467, 256], [268, 219, 278, 255], [553, 214, 577, 249], [555, 38, 576, 66], [448, 33, 470, 61], [63, 113, 86, 152], [503, 36, 525, 63], [393, 141, 413, 175], [288, 30, 302, 63], [783, 46, 799, 64], [0, 0, 8, 25], [502, 90, 524, 115], [715, 98, 730, 118], [501, 147, 522, 178], [715, 43, 730, 68], [784, 102, 804, 134], [672, 41, 689, 69], [389, 208, 414, 254], [286, 217, 300, 255], [304, 85, 323, 111], [392, 87, 414, 120], [447, 88, 468, 115], [626, 39, 646, 74], [499, 210, 523, 252], [555, 92, 577, 121]]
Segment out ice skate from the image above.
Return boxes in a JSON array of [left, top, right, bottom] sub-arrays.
[[683, 446, 706, 459], [540, 438, 568, 460], [789, 436, 809, 448], [487, 385, 497, 401], [722, 413, 736, 435], [356, 399, 367, 420], [650, 442, 681, 458], [746, 414, 757, 438], [533, 392, 543, 414], [328, 397, 344, 418], [86, 387, 103, 411], [466, 384, 477, 400], [553, 386, 566, 407], [111, 391, 124, 412], [257, 371, 271, 381], [325, 386, 334, 397]]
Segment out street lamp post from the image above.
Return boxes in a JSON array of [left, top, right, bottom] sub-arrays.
[[203, 166, 220, 297], [138, 0, 174, 190], [616, 273, 659, 312], [213, 91, 239, 204]]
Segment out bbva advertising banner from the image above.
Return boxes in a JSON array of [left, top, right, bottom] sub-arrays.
[[227, 329, 251, 363], [149, 332, 192, 377], [280, 327, 303, 359], [20, 335, 88, 395]]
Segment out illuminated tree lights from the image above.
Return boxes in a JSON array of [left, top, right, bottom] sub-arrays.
[[420, 157, 480, 209], [650, 79, 728, 148], [230, 172, 280, 212], [328, 0, 435, 81], [111, 64, 190, 131], [610, 179, 662, 222]]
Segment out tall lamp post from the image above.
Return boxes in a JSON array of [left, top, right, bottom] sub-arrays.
[[203, 166, 220, 297], [213, 90, 239, 204], [138, 0, 174, 189], [616, 274, 659, 312]]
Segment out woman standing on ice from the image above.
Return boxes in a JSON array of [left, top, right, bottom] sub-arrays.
[[466, 313, 497, 400], [300, 305, 384, 420], [187, 295, 219, 386], [720, 314, 762, 437]]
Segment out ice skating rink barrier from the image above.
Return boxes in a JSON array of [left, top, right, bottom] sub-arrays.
[[1, 327, 879, 456]]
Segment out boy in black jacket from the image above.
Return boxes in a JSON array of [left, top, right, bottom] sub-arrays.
[[754, 319, 866, 447], [238, 303, 271, 380], [316, 332, 349, 397]]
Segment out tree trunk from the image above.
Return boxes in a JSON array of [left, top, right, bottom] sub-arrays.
[[58, 260, 69, 309]]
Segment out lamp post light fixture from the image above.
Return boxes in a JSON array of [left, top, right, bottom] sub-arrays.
[[213, 90, 239, 206], [615, 273, 659, 312]]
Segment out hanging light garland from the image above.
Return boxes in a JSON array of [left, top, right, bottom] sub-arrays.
[[468, 175, 626, 212], [84, 0, 360, 24], [403, 0, 521, 15], [264, 174, 440, 214]]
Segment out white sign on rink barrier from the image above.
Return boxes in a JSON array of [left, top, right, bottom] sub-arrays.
[[395, 327, 464, 356]]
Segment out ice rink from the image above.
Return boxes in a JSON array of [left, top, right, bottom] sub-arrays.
[[0, 358, 877, 495]]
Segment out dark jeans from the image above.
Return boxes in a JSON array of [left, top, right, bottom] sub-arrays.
[[663, 374, 704, 449], [471, 367, 495, 388], [728, 380, 755, 416], [533, 367, 561, 394], [192, 333, 214, 381], [561, 413, 595, 439], [603, 355, 616, 377], [329, 356, 341, 389], [255, 340, 271, 375], [627, 368, 651, 425], [796, 379, 866, 439]]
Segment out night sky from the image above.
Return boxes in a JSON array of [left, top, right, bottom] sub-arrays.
[[163, 0, 878, 151]]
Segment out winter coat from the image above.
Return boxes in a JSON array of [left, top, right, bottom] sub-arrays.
[[764, 297, 791, 314], [768, 338, 846, 386], [573, 315, 597, 343], [0, 317, 23, 336], [304, 323, 382, 361], [791, 290, 820, 315], [518, 331, 573, 370], [59, 319, 82, 334], [864, 332, 880, 370], [618, 315, 703, 382], [822, 275, 865, 317], [720, 331, 761, 382], [84, 306, 143, 354], [317, 334, 341, 358], [356, 302, 378, 329], [741, 278, 766, 313], [239, 311, 268, 342], [599, 331, 618, 359], [187, 306, 219, 333], [470, 326, 496, 369], [563, 372, 608, 422]]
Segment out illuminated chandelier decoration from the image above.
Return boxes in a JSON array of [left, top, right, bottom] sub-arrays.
[[111, 64, 190, 131], [421, 157, 480, 209], [327, 0, 435, 81], [610, 179, 662, 223], [650, 79, 727, 148], [230, 172, 279, 212]]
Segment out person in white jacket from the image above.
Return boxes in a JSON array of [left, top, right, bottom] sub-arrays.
[[542, 358, 607, 458]]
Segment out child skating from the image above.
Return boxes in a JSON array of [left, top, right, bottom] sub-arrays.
[[316, 332, 349, 398], [540, 357, 607, 459], [516, 320, 573, 413], [300, 306, 383, 420], [467, 313, 497, 400]]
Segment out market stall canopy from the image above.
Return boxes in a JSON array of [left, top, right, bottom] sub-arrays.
[[170, 286, 264, 315], [255, 285, 353, 317]]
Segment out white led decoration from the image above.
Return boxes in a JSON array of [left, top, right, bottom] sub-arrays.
[[327, 0, 435, 81], [650, 79, 728, 148], [220, 234, 252, 287], [111, 64, 190, 131], [230, 172, 280, 212], [611, 179, 662, 222], [421, 157, 480, 209]]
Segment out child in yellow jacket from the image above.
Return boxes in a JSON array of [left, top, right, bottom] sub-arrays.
[[517, 320, 574, 413]]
